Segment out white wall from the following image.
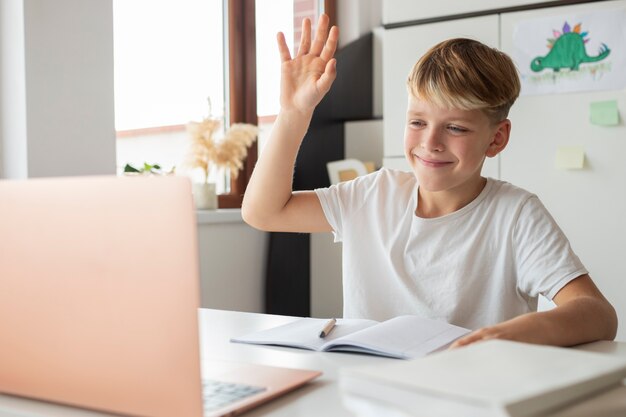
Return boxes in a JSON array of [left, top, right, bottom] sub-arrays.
[[0, 0, 28, 178], [0, 0, 116, 179]]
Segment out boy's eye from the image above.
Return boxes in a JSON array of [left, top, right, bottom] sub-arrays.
[[409, 120, 425, 127], [447, 125, 468, 133]]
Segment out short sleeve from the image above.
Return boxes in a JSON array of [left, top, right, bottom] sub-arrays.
[[315, 185, 344, 242], [513, 196, 588, 300], [314, 171, 381, 243]]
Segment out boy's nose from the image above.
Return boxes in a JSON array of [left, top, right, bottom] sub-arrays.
[[421, 129, 445, 152]]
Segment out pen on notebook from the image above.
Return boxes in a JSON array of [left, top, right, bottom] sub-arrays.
[[319, 318, 337, 338]]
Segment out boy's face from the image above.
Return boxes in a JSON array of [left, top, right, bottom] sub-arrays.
[[404, 95, 509, 194]]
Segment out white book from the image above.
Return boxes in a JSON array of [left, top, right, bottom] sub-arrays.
[[231, 315, 470, 359], [340, 339, 626, 417]]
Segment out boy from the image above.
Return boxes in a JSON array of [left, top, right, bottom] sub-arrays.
[[242, 14, 617, 347]]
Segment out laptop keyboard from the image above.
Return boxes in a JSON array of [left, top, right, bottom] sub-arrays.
[[202, 379, 267, 412]]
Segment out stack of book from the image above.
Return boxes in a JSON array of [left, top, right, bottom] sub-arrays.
[[339, 340, 626, 417]]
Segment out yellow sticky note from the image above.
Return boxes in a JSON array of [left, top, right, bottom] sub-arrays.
[[590, 100, 619, 126], [555, 146, 585, 170]]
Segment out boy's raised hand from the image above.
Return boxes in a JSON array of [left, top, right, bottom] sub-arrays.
[[242, 14, 338, 234], [277, 14, 338, 115]]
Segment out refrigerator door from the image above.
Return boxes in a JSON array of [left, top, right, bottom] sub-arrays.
[[500, 0, 626, 340]]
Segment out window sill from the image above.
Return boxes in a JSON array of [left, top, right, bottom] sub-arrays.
[[196, 209, 244, 224]]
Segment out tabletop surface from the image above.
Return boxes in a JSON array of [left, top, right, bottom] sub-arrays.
[[197, 309, 626, 417], [1, 308, 625, 417]]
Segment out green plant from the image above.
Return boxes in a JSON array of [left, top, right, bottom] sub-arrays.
[[123, 162, 164, 175]]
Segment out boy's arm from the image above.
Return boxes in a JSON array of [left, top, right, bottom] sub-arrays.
[[450, 274, 618, 348], [242, 15, 338, 233]]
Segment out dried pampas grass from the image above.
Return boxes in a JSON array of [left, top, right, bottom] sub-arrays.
[[183, 117, 258, 181]]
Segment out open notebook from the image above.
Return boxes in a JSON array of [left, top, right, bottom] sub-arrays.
[[232, 315, 470, 359], [0, 175, 320, 417]]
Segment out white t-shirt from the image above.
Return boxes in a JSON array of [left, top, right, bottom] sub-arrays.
[[314, 168, 587, 330]]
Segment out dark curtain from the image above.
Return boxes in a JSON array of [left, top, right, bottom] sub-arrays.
[[265, 33, 374, 316]]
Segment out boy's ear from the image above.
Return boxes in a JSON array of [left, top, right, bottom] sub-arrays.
[[485, 119, 511, 158]]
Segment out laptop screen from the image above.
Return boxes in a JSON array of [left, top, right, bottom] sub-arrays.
[[0, 176, 204, 417]]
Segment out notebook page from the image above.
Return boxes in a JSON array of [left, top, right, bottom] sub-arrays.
[[231, 318, 377, 351], [324, 315, 470, 359]]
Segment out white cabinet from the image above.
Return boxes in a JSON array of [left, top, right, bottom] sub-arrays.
[[500, 0, 626, 340], [197, 216, 267, 313], [382, 15, 500, 178], [382, 0, 545, 25]]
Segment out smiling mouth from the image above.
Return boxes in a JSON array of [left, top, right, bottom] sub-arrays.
[[415, 155, 453, 168]]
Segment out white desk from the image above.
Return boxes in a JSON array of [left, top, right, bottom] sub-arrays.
[[204, 309, 626, 417], [198, 309, 393, 417], [1, 309, 625, 417]]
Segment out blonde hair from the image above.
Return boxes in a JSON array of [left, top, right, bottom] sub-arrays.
[[407, 38, 521, 123]]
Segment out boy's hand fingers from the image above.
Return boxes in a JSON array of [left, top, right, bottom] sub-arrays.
[[296, 18, 311, 56], [317, 58, 337, 95], [449, 327, 498, 349], [449, 334, 478, 348], [309, 14, 330, 56], [277, 32, 292, 62], [320, 26, 339, 62]]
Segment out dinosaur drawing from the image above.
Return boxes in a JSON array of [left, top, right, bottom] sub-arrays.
[[530, 22, 610, 72]]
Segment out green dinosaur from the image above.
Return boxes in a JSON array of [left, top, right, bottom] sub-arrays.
[[531, 23, 610, 72]]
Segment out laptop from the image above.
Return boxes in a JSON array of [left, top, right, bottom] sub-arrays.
[[0, 175, 320, 417]]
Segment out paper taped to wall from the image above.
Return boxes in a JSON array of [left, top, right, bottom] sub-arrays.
[[556, 146, 585, 169]]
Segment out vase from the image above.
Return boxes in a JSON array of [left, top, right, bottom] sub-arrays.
[[192, 182, 218, 210], [207, 164, 230, 195]]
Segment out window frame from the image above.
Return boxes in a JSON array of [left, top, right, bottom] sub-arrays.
[[219, 0, 336, 208], [218, 0, 258, 208]]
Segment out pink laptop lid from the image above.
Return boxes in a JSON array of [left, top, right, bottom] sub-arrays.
[[0, 175, 204, 417]]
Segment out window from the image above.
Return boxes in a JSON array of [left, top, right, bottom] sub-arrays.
[[256, 0, 294, 121], [256, 0, 329, 152], [113, 0, 226, 189], [114, 0, 334, 207]]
